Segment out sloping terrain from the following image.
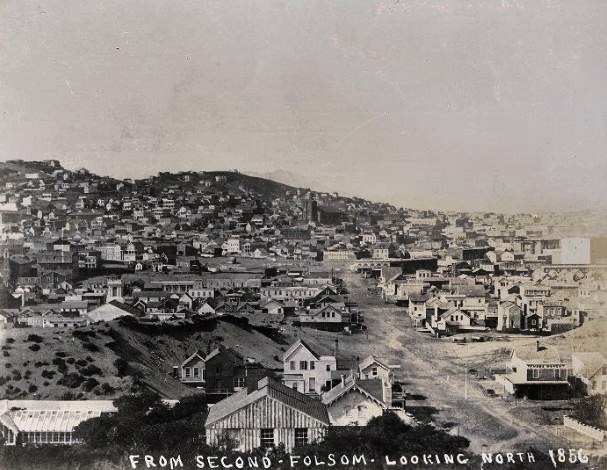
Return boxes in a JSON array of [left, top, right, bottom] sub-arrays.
[[0, 316, 291, 400]]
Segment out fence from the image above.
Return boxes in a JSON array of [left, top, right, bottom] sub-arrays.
[[563, 416, 605, 441]]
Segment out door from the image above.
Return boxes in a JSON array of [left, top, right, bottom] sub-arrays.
[[308, 377, 316, 393]]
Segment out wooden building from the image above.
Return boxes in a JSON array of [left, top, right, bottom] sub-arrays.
[[205, 377, 330, 452]]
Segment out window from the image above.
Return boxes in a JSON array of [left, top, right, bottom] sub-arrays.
[[532, 369, 539, 379], [300, 361, 308, 370], [295, 428, 308, 445], [326, 365, 331, 372], [290, 361, 296, 370], [193, 368, 199, 377], [372, 367, 378, 376], [310, 361, 315, 370], [260, 429, 274, 449], [185, 367, 191, 378], [234, 377, 246, 388]]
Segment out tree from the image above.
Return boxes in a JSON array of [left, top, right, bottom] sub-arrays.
[[572, 394, 607, 429]]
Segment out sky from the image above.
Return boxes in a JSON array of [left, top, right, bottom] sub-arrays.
[[0, 0, 606, 213]]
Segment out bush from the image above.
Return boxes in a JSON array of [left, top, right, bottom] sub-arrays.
[[57, 373, 85, 389], [79, 364, 103, 377], [83, 343, 99, 352], [114, 358, 129, 377], [66, 358, 75, 364], [26, 334, 43, 343], [28, 384, 38, 394], [28, 344, 40, 352], [82, 377, 100, 392], [72, 330, 96, 341], [2, 351, 9, 357], [55, 352, 67, 358], [99, 383, 115, 395], [75, 359, 88, 367], [5, 363, 12, 369], [11, 370, 22, 381], [41, 369, 57, 379], [24, 370, 31, 380], [5, 338, 14, 344], [43, 381, 50, 386]]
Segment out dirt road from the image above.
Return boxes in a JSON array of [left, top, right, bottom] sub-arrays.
[[309, 262, 573, 454]]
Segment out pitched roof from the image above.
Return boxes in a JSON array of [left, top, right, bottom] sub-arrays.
[[283, 339, 321, 361], [206, 377, 329, 426], [358, 355, 390, 372], [321, 376, 386, 407]]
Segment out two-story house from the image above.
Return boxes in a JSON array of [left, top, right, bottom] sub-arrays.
[[495, 347, 569, 400], [282, 340, 337, 396]]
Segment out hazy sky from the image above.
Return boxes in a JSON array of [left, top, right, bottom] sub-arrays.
[[1, 0, 606, 213]]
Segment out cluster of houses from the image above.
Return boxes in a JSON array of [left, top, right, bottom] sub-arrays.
[[372, 264, 603, 336], [0, 269, 363, 332], [176, 339, 409, 452]]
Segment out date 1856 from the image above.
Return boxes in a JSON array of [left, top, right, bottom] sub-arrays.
[[548, 449, 589, 467]]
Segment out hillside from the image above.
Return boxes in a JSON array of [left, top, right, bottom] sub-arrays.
[[0, 315, 293, 400]]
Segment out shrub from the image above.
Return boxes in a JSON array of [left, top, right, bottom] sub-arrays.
[[5, 363, 11, 369], [28, 344, 40, 352], [24, 370, 31, 380], [2, 351, 9, 357], [85, 356, 94, 362], [26, 334, 43, 343], [55, 352, 67, 358], [82, 343, 100, 352], [82, 377, 100, 392], [75, 359, 88, 367], [79, 364, 103, 377], [66, 358, 75, 364], [58, 373, 85, 389], [5, 338, 14, 344], [99, 383, 116, 395], [114, 358, 129, 377], [28, 384, 38, 394], [72, 330, 96, 341], [41, 369, 57, 379], [11, 370, 22, 381], [43, 381, 50, 386]]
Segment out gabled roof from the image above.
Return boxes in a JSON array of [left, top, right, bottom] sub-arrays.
[[358, 355, 390, 372], [321, 376, 386, 408], [284, 339, 320, 361], [206, 377, 330, 426], [181, 350, 206, 367], [440, 307, 468, 320]]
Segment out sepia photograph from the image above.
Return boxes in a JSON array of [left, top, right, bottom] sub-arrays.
[[0, 1, 606, 469]]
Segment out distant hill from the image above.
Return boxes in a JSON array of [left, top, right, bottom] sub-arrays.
[[202, 171, 297, 199]]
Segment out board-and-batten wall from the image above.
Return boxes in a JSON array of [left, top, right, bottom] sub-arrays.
[[206, 396, 327, 452]]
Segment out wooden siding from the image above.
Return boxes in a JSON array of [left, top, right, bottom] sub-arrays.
[[206, 396, 327, 452]]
